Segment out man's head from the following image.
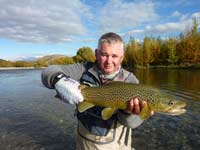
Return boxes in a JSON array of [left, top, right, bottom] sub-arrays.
[[95, 32, 124, 75]]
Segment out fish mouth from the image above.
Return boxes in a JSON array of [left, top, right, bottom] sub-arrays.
[[158, 108, 186, 116], [158, 103, 187, 116]]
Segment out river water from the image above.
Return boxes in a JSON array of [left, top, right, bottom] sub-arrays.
[[0, 68, 199, 150]]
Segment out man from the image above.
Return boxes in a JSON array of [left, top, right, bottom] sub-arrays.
[[41, 32, 152, 150]]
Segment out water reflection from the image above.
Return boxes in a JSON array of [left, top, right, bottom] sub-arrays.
[[134, 68, 200, 102], [132, 68, 200, 150], [0, 68, 199, 150], [0, 69, 76, 150], [0, 106, 75, 150]]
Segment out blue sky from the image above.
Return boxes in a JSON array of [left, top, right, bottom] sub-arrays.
[[0, 0, 200, 61]]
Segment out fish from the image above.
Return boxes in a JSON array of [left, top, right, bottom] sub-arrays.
[[78, 81, 187, 120]]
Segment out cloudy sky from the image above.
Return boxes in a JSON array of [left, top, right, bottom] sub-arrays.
[[0, 0, 200, 60]]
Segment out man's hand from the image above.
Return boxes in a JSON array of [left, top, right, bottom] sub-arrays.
[[54, 77, 84, 105], [126, 98, 154, 115]]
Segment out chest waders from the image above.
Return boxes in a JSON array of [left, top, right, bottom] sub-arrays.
[[76, 62, 134, 145], [77, 70, 118, 144]]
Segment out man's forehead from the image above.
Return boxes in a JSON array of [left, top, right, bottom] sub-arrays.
[[99, 50, 124, 57], [101, 41, 123, 47], [100, 42, 123, 52]]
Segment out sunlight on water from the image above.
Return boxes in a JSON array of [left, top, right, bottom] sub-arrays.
[[132, 68, 200, 150], [0, 69, 76, 150], [0, 68, 199, 150]]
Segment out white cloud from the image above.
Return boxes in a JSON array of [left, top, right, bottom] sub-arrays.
[[97, 0, 158, 32], [192, 12, 200, 18], [146, 22, 182, 33], [145, 11, 200, 34], [0, 0, 199, 45], [122, 29, 144, 38], [125, 11, 200, 38], [192, 12, 200, 28], [2, 53, 45, 61], [172, 11, 182, 17], [0, 0, 92, 43], [145, 19, 194, 34]]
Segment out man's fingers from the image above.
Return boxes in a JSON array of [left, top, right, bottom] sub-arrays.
[[133, 98, 140, 114], [127, 99, 134, 113], [151, 110, 154, 116]]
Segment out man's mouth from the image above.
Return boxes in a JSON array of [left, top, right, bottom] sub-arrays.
[[105, 65, 113, 68]]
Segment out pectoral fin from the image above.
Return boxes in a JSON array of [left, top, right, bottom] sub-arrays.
[[139, 103, 151, 120], [102, 107, 116, 120], [78, 101, 95, 112]]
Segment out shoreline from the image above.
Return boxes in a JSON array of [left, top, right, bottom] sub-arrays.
[[1, 63, 200, 70], [134, 64, 200, 69]]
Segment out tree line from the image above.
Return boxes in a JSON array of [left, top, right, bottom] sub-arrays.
[[0, 47, 95, 67], [123, 18, 200, 68], [0, 18, 199, 68]]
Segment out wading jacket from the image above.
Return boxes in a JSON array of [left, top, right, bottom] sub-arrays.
[[41, 62, 143, 140]]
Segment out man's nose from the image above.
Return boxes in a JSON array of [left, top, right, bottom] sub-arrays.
[[106, 56, 112, 63]]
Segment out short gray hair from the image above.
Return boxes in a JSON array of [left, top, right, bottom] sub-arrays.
[[98, 32, 124, 49]]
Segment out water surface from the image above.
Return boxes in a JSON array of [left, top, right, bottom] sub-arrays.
[[0, 69, 76, 150], [132, 68, 200, 150], [0, 68, 199, 150]]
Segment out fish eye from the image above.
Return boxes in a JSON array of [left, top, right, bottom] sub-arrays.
[[168, 101, 174, 105]]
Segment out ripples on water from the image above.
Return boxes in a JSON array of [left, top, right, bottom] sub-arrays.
[[0, 69, 76, 150], [132, 68, 200, 150], [160, 83, 200, 103], [0, 68, 199, 150]]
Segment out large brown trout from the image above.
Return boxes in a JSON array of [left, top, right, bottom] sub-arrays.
[[78, 81, 186, 120]]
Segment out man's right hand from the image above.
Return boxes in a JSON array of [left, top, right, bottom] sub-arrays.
[[54, 76, 84, 105]]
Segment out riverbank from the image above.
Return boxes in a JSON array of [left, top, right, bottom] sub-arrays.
[[134, 63, 200, 69], [1, 63, 200, 70]]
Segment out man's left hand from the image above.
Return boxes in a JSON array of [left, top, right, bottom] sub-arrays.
[[126, 98, 154, 115]]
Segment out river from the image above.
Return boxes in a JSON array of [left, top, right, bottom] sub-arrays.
[[0, 68, 199, 150]]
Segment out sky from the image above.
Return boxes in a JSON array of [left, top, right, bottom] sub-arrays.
[[0, 0, 200, 61]]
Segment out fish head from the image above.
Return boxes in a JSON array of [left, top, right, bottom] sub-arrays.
[[152, 95, 187, 116]]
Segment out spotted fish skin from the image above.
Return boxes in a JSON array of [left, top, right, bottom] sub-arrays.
[[78, 81, 186, 120]]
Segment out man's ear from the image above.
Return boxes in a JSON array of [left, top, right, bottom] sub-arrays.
[[120, 55, 124, 63], [95, 49, 98, 58]]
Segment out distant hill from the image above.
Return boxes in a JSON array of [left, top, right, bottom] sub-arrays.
[[0, 54, 74, 67], [37, 54, 66, 62], [20, 56, 39, 61], [35, 54, 74, 66]]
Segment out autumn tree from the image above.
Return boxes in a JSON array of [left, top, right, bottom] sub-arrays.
[[124, 37, 143, 67], [167, 38, 178, 65], [73, 47, 95, 62], [159, 42, 169, 65], [14, 61, 34, 67], [143, 37, 153, 66], [151, 37, 162, 65], [0, 59, 14, 67], [191, 17, 200, 63]]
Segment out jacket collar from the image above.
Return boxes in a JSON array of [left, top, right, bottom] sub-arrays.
[[87, 63, 126, 84]]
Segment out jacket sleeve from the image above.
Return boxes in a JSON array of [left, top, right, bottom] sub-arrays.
[[117, 111, 144, 128], [41, 63, 87, 89], [117, 70, 143, 128]]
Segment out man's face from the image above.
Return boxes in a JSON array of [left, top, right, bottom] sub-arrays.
[[95, 42, 124, 74]]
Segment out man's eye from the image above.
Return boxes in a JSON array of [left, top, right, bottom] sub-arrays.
[[101, 54, 107, 57], [112, 55, 118, 58], [100, 52, 107, 56]]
